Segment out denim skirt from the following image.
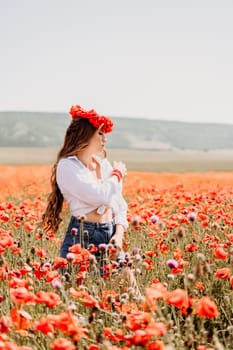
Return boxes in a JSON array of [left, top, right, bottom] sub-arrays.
[[60, 216, 125, 261]]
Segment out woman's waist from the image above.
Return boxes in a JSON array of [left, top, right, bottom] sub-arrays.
[[76, 207, 113, 224]]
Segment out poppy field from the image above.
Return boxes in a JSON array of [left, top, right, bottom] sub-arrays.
[[1, 165, 233, 349]]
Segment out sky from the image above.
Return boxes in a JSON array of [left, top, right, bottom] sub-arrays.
[[1, 0, 233, 124]]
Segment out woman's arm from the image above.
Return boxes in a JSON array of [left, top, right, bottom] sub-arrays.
[[109, 224, 125, 260], [57, 159, 121, 207]]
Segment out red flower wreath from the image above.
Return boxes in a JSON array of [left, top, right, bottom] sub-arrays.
[[69, 105, 114, 133]]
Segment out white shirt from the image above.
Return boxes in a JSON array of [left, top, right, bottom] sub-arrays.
[[56, 155, 128, 228]]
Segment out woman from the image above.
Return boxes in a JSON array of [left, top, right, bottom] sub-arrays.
[[43, 105, 130, 276]]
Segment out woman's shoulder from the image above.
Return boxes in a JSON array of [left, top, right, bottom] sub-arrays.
[[57, 156, 83, 171]]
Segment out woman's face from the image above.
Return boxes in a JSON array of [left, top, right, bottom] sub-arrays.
[[87, 128, 107, 154]]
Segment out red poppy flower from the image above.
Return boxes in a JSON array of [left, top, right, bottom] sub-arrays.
[[104, 327, 124, 343], [45, 271, 60, 283], [9, 276, 33, 289], [194, 296, 218, 318], [35, 247, 47, 258], [53, 257, 68, 270], [185, 243, 199, 252], [0, 213, 9, 222], [214, 268, 230, 280], [89, 345, 100, 350], [230, 275, 233, 287], [0, 235, 14, 252], [48, 311, 88, 341], [124, 322, 166, 346], [147, 340, 165, 350], [24, 223, 34, 232], [20, 264, 33, 275], [33, 317, 55, 334], [165, 288, 189, 311], [35, 291, 61, 307], [10, 307, 32, 330], [50, 338, 76, 350], [10, 287, 36, 305], [125, 311, 152, 331], [0, 316, 12, 333], [145, 283, 167, 311], [214, 246, 228, 260], [69, 288, 99, 308]]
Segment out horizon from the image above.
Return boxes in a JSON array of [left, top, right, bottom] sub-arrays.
[[1, 109, 233, 126]]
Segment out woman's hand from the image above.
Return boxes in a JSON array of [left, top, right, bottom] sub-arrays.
[[92, 156, 102, 179], [109, 225, 124, 260], [112, 161, 127, 178]]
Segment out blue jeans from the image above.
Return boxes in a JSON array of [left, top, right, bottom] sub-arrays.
[[60, 216, 125, 263]]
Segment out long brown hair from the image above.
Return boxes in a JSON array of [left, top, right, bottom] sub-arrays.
[[43, 118, 97, 232]]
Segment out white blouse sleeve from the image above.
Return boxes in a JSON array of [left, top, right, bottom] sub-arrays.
[[113, 195, 129, 229], [56, 158, 120, 207]]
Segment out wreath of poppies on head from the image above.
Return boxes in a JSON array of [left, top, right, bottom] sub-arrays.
[[69, 105, 114, 133]]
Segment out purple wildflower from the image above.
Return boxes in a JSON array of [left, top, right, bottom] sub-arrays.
[[187, 212, 197, 222], [132, 247, 140, 255], [52, 279, 62, 289], [98, 243, 108, 251], [166, 259, 178, 269], [71, 227, 78, 236], [66, 252, 75, 260], [167, 274, 175, 280], [43, 262, 52, 269], [125, 252, 131, 260], [131, 215, 141, 226], [150, 215, 159, 224]]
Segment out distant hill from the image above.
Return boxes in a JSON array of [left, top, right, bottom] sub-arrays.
[[1, 111, 233, 151]]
